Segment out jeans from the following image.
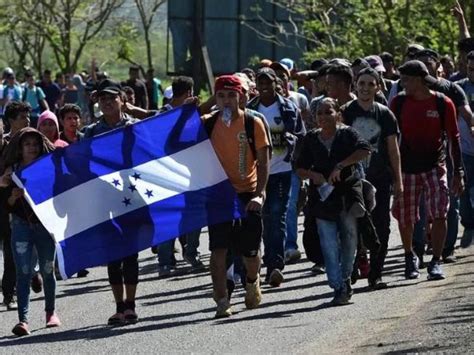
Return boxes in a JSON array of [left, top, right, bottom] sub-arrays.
[[285, 172, 301, 251], [444, 195, 460, 255], [11, 216, 56, 323], [263, 171, 292, 271], [460, 153, 474, 230], [317, 211, 358, 290], [367, 177, 391, 281]]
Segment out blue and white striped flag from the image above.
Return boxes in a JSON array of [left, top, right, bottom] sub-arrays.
[[13, 104, 243, 279]]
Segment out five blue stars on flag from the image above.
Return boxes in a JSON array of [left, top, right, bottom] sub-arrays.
[[112, 171, 153, 207]]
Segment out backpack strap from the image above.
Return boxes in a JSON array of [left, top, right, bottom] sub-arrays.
[[393, 93, 406, 124], [433, 91, 446, 132], [244, 110, 273, 160], [203, 110, 219, 137], [244, 112, 256, 158]]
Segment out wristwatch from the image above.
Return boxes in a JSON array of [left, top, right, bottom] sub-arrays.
[[335, 163, 345, 170]]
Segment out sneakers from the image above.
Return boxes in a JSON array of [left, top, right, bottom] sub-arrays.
[[3, 296, 18, 310], [329, 288, 350, 307], [244, 275, 262, 309], [268, 269, 284, 287], [184, 254, 205, 270], [404, 253, 420, 279], [31, 273, 43, 293], [310, 264, 326, 275], [284, 249, 301, 264], [215, 297, 232, 318], [46, 312, 61, 328], [427, 260, 445, 281], [442, 253, 457, 264], [460, 229, 473, 248], [12, 322, 30, 336], [158, 265, 175, 278], [107, 312, 125, 326]]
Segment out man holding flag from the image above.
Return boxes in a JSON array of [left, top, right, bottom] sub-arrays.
[[203, 75, 270, 318], [82, 79, 141, 325], [13, 76, 246, 329]]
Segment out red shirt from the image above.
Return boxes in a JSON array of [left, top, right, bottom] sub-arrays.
[[390, 93, 461, 174]]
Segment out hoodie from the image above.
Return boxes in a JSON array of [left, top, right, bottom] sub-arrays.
[[37, 110, 69, 148]]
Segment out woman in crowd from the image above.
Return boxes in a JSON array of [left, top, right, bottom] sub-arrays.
[[1, 127, 59, 336], [37, 110, 69, 148]]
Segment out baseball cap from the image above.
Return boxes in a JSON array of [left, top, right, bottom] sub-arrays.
[[279, 58, 294, 71], [310, 59, 328, 71], [405, 44, 424, 58], [365, 55, 386, 73], [233, 72, 252, 92], [270, 61, 291, 78], [97, 79, 122, 95], [415, 49, 439, 62], [214, 75, 243, 95], [329, 58, 351, 67], [259, 59, 272, 68], [398, 60, 437, 85], [256, 67, 277, 82]]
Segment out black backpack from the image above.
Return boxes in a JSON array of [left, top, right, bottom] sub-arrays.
[[204, 110, 273, 159]]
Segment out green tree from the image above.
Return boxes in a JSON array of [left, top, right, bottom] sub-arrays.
[[133, 0, 166, 72], [247, 0, 473, 65], [1, 0, 125, 73]]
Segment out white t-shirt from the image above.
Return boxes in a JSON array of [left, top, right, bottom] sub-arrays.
[[289, 91, 310, 113], [258, 101, 292, 175]]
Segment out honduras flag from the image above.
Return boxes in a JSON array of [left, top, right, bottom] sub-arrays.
[[13, 104, 243, 279]]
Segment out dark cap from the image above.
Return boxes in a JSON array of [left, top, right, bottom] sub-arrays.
[[415, 49, 439, 62], [405, 43, 424, 57], [256, 67, 277, 81], [380, 52, 394, 63], [398, 60, 437, 85], [310, 58, 328, 71], [351, 58, 370, 69], [364, 55, 386, 72], [97, 79, 122, 95], [270, 62, 291, 78]]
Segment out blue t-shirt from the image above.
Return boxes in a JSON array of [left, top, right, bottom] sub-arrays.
[[24, 86, 46, 117]]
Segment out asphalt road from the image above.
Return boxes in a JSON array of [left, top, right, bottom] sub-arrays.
[[0, 218, 472, 354]]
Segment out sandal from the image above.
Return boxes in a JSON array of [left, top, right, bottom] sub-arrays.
[[123, 309, 138, 324], [107, 312, 125, 326]]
